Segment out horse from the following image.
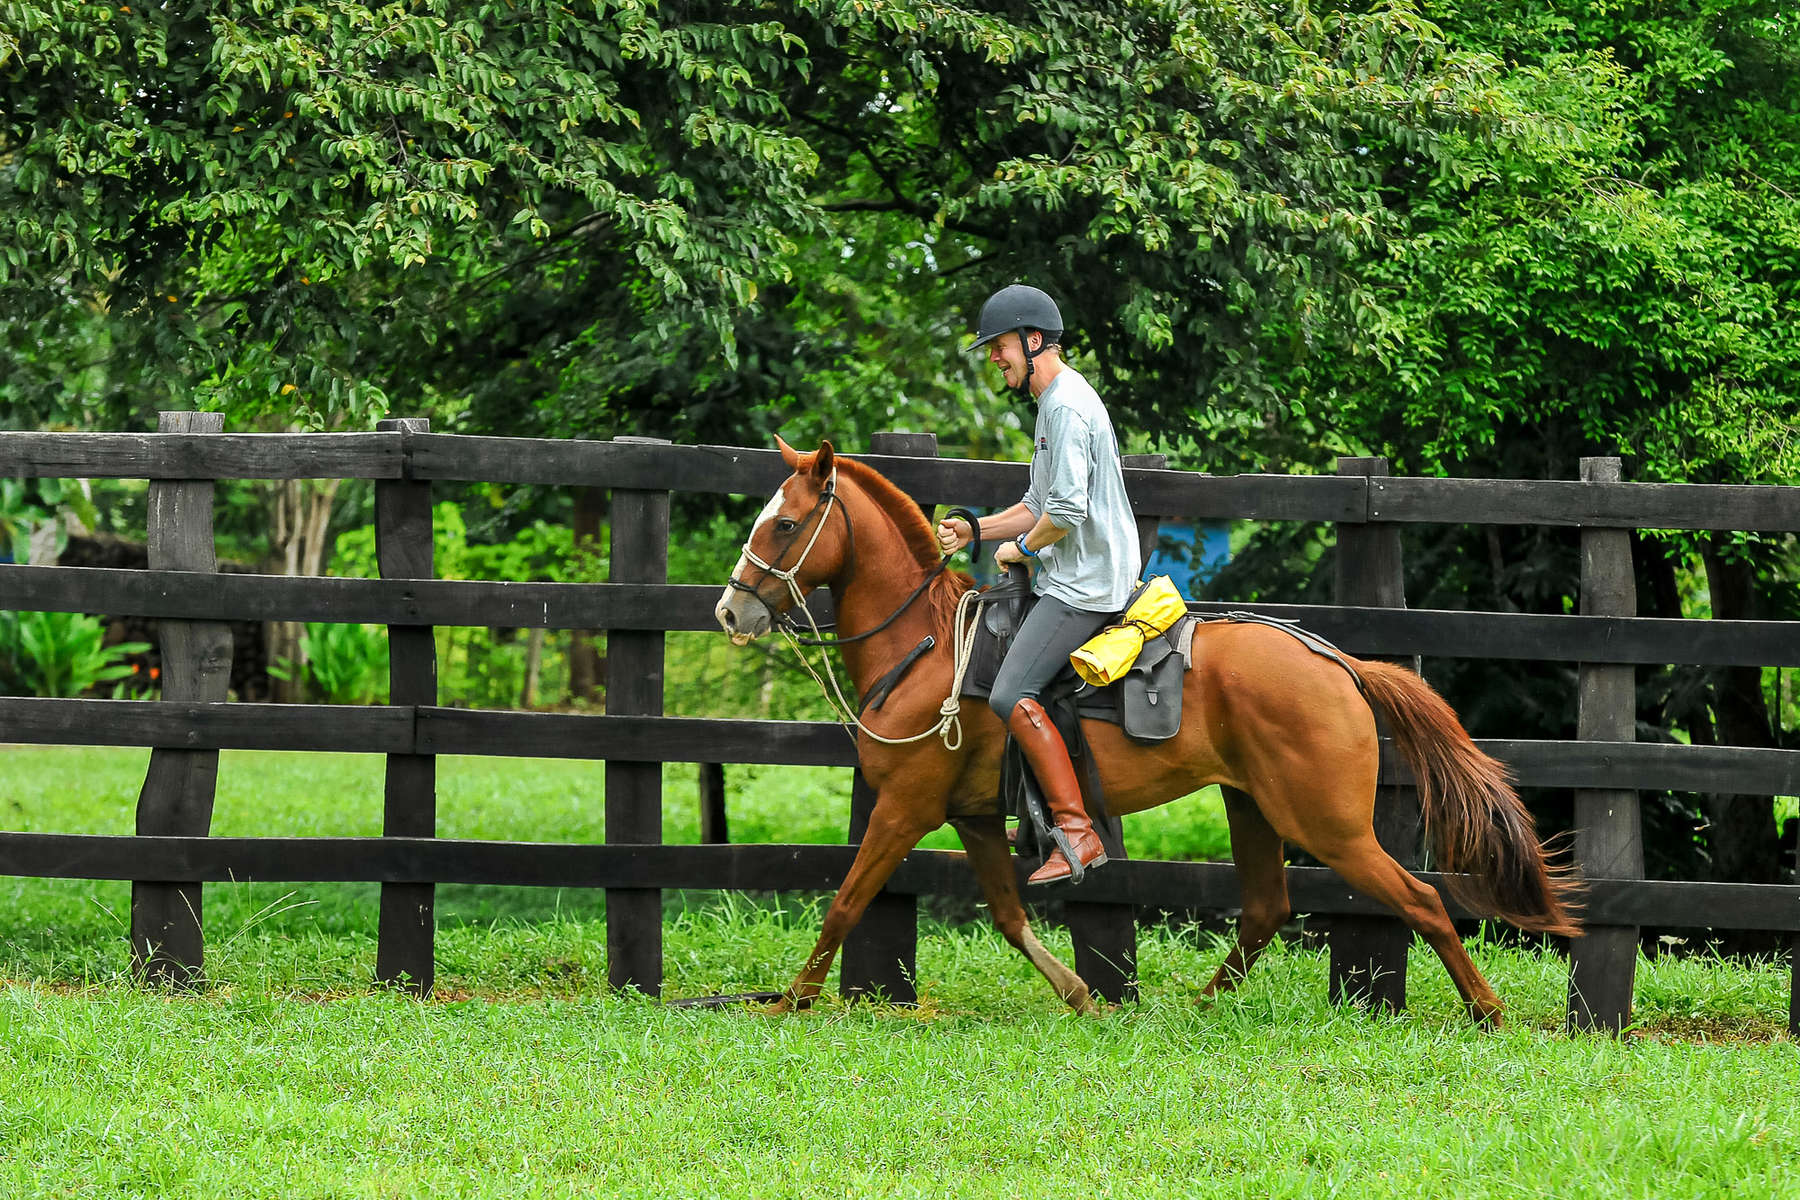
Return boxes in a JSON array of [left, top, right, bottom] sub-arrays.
[[713, 437, 1581, 1024]]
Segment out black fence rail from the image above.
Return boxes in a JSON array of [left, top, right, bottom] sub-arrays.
[[1, 417, 1797, 1034]]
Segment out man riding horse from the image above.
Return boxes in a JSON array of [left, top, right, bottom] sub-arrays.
[[934, 284, 1140, 885], [713, 287, 1578, 1023]]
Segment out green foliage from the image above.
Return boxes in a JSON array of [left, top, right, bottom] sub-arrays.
[[1, 0, 1537, 456], [330, 502, 590, 583], [436, 626, 539, 711], [0, 478, 53, 563], [1293, 0, 1800, 486], [271, 621, 387, 706], [2, 0, 822, 427], [0, 609, 148, 697], [0, 477, 96, 563], [6, 0, 1793, 485]]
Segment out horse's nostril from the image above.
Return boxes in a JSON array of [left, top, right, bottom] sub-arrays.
[[721, 607, 737, 630]]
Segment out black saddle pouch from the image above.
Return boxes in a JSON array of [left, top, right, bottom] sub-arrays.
[[1118, 617, 1191, 743]]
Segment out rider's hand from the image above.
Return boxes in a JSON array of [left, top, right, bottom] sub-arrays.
[[935, 517, 970, 554], [994, 538, 1026, 568]]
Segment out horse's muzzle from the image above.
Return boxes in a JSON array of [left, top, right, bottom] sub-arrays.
[[715, 586, 773, 645]]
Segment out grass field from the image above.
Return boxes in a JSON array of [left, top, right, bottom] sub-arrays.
[[2, 747, 1796, 1198]]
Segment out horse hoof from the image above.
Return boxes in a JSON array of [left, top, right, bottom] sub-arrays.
[[1062, 987, 1104, 1016], [757, 989, 822, 1016], [1472, 1003, 1505, 1030]]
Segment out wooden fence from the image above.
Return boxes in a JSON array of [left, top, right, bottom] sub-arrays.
[[2, 418, 1798, 1035]]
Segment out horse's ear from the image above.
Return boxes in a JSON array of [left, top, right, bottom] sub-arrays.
[[775, 435, 800, 468], [812, 440, 835, 479]]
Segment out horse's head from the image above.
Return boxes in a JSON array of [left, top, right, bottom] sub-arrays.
[[714, 436, 850, 644]]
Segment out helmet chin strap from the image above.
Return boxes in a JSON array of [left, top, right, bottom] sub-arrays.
[[1012, 328, 1046, 398]]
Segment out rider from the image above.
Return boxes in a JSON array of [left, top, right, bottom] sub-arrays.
[[935, 284, 1142, 884]]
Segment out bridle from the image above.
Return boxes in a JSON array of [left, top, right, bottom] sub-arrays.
[[727, 469, 986, 749], [728, 468, 950, 648]]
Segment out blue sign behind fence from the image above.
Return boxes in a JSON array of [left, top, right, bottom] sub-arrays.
[[1142, 521, 1231, 599]]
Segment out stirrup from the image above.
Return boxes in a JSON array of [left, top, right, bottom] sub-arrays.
[[1031, 827, 1103, 886]]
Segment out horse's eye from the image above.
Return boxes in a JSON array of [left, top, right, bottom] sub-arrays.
[[775, 517, 798, 534]]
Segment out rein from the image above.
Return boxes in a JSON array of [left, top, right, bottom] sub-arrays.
[[780, 585, 986, 750], [785, 561, 950, 647]]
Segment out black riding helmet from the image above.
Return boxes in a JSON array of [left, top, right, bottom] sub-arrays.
[[966, 284, 1064, 395]]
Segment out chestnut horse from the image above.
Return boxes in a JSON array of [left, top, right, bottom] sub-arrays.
[[714, 438, 1580, 1024]]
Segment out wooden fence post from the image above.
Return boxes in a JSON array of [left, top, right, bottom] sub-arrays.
[[1060, 453, 1164, 1005], [1328, 455, 1419, 1013], [839, 431, 931, 1004], [1568, 455, 1642, 1032], [374, 417, 437, 996], [606, 436, 670, 996], [131, 411, 234, 986]]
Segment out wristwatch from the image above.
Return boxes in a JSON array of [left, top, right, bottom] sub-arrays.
[[1014, 533, 1040, 559]]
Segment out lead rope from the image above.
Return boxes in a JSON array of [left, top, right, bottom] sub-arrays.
[[777, 583, 986, 750]]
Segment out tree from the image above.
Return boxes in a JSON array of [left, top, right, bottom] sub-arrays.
[[2, 0, 825, 428], [3, 0, 836, 694], [6, 2, 1540, 443], [1245, 0, 1800, 890]]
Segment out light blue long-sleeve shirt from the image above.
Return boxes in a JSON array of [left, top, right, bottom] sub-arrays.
[[1021, 367, 1141, 612]]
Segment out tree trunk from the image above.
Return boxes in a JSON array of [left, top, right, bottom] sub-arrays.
[[266, 475, 343, 703], [521, 627, 545, 708], [568, 486, 607, 705], [757, 649, 776, 716]]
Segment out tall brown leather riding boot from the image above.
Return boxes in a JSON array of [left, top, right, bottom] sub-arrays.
[[1008, 698, 1108, 886]]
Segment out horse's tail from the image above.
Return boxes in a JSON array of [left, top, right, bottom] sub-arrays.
[[1354, 659, 1583, 937]]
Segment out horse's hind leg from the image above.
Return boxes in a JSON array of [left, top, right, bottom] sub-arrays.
[[1310, 832, 1505, 1027], [1202, 786, 1291, 998], [952, 815, 1099, 1014]]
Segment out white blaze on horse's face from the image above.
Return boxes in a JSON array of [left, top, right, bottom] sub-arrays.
[[714, 480, 793, 645]]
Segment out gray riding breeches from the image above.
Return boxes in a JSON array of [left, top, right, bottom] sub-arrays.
[[986, 594, 1110, 720]]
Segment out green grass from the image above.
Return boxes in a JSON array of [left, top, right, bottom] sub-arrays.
[[2, 916, 1796, 1199], [2, 747, 1796, 1198]]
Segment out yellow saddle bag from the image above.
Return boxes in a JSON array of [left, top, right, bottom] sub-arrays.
[[1069, 575, 1187, 687]]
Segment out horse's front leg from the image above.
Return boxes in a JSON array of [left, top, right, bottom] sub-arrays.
[[774, 799, 936, 1011]]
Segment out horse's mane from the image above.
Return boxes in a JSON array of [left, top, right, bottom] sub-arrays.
[[830, 454, 976, 621], [833, 455, 943, 569]]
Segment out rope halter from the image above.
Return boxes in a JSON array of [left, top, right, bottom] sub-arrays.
[[728, 469, 840, 626]]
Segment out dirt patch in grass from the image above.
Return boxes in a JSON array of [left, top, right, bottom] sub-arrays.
[[1631, 1014, 1792, 1044]]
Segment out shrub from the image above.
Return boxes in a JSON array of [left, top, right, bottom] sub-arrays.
[[0, 610, 150, 697], [271, 622, 388, 705]]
